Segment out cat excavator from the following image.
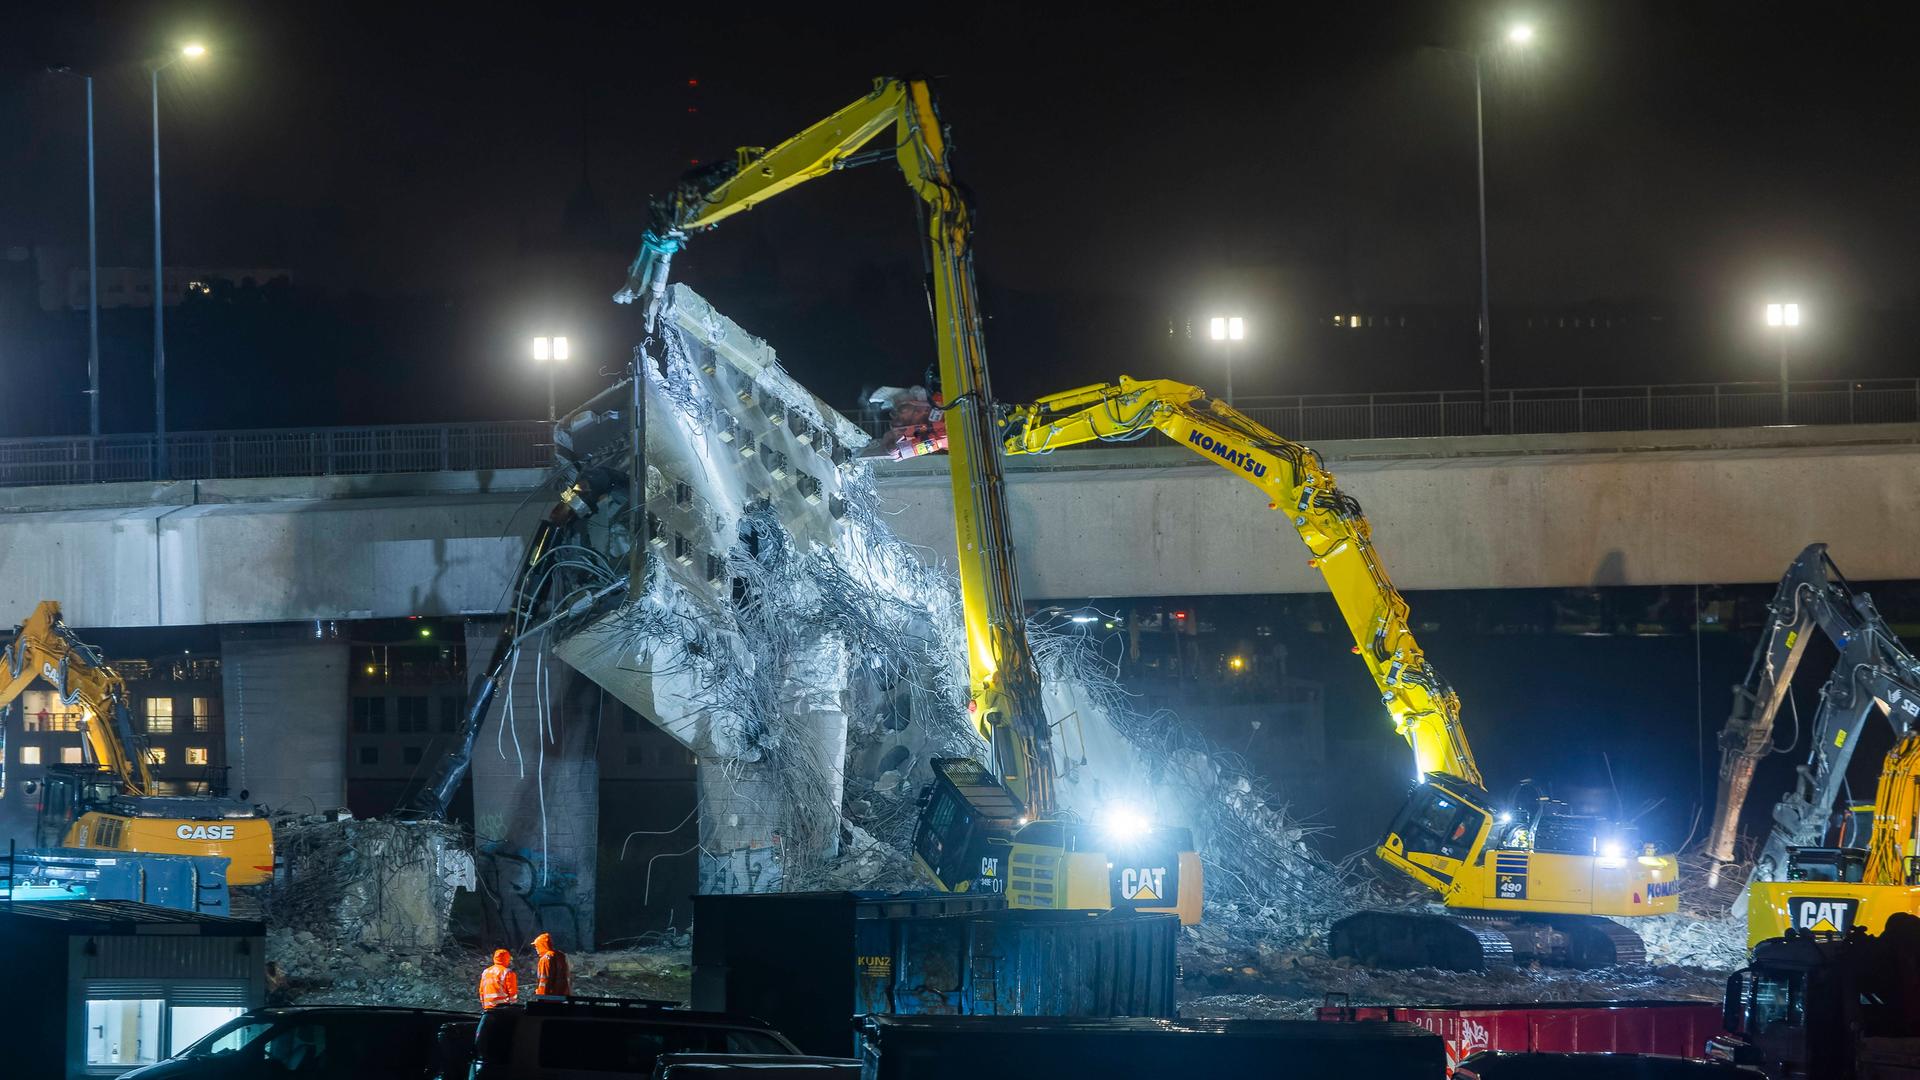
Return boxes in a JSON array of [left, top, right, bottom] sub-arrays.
[[608, 77, 1201, 922], [993, 378, 1681, 968], [1, 601, 274, 885], [1694, 544, 1920, 944]]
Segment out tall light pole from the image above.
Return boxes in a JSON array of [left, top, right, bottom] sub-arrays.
[[533, 336, 570, 422], [151, 42, 207, 479], [48, 66, 100, 437], [1208, 315, 1245, 405], [1766, 301, 1802, 423], [1446, 23, 1535, 434]]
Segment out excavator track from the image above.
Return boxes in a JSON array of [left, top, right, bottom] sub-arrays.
[[1330, 909, 1645, 971]]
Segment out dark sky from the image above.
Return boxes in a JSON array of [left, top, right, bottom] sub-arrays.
[[4, 1, 1919, 427]]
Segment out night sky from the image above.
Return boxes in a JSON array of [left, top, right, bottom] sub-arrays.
[[5, 1, 1918, 434]]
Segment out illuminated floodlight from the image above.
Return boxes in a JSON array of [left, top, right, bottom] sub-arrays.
[[552, 335, 570, 360], [1765, 302, 1801, 328], [1496, 811, 1513, 825], [1506, 24, 1535, 45], [1227, 316, 1245, 340], [1103, 806, 1151, 843], [1209, 317, 1226, 341], [1598, 838, 1626, 861], [533, 337, 552, 361], [1070, 615, 1097, 624], [182, 43, 208, 58], [1228, 655, 1246, 672]]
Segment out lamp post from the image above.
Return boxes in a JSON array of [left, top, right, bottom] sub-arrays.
[[48, 66, 100, 437], [150, 42, 207, 479], [533, 336, 570, 422], [1208, 315, 1245, 405], [1441, 23, 1536, 434], [1765, 302, 1801, 423]]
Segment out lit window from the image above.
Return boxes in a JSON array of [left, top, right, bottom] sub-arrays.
[[147, 748, 168, 766], [146, 697, 175, 734], [191, 697, 216, 732], [186, 747, 209, 766], [20, 746, 41, 765], [86, 998, 163, 1067], [168, 1006, 245, 1056], [62, 746, 84, 764]]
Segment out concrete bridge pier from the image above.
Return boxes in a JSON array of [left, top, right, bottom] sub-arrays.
[[464, 620, 600, 952]]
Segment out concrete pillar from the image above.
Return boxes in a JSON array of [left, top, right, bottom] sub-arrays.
[[220, 629, 349, 814], [696, 638, 849, 893], [465, 619, 599, 951]]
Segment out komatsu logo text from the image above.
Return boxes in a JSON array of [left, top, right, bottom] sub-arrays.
[[1187, 431, 1267, 478]]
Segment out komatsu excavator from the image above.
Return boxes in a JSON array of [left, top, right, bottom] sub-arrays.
[[1695, 544, 1920, 944], [1, 602, 274, 885], [994, 378, 1680, 969], [605, 78, 1202, 922]]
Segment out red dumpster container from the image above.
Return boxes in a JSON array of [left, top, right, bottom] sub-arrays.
[[1316, 999, 1724, 1071]]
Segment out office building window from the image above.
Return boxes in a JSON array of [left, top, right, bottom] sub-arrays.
[[186, 747, 209, 765], [626, 745, 646, 765], [191, 697, 216, 732], [358, 746, 378, 766], [398, 696, 429, 733], [23, 689, 82, 731], [440, 696, 460, 733], [61, 746, 84, 764], [147, 747, 168, 766], [19, 746, 40, 765], [146, 697, 175, 734], [352, 697, 386, 734], [403, 746, 423, 765]]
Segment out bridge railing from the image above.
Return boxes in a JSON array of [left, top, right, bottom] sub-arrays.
[[853, 378, 1920, 445], [6, 379, 1917, 489], [0, 421, 553, 488]]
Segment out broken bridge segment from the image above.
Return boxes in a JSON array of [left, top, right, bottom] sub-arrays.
[[551, 285, 942, 894]]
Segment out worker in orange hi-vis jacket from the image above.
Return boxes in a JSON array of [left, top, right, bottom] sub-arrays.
[[532, 932, 572, 997], [479, 949, 518, 1010]]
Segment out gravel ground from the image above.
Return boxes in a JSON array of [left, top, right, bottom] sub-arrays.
[[272, 929, 694, 1013]]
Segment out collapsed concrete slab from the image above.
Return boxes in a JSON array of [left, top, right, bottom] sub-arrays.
[[268, 815, 474, 953]]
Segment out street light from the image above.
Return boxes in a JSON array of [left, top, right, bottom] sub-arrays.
[[1208, 315, 1245, 405], [533, 335, 570, 422], [1437, 23, 1537, 433], [151, 41, 208, 479], [47, 65, 101, 437], [1765, 302, 1802, 423]]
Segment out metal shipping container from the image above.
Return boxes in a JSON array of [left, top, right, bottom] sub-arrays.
[[693, 892, 1175, 1057], [1317, 999, 1725, 1070], [860, 1015, 1447, 1080]]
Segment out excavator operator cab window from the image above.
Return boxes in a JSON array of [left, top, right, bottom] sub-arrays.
[[1391, 783, 1485, 863], [35, 774, 77, 848], [1787, 847, 1867, 883]]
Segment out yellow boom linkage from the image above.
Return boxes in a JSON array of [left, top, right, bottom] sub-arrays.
[[1004, 378, 1678, 969], [615, 80, 1200, 919]]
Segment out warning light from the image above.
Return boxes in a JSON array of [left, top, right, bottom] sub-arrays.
[[687, 79, 700, 87], [1173, 611, 1188, 621], [1228, 656, 1245, 672]]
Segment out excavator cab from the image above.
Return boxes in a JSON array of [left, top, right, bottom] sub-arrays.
[[30, 768, 116, 849], [1379, 779, 1496, 887], [913, 757, 1023, 893]]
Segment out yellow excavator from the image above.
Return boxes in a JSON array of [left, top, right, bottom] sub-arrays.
[[995, 378, 1681, 968], [2, 602, 274, 885], [1699, 544, 1920, 944], [612, 78, 1202, 923]]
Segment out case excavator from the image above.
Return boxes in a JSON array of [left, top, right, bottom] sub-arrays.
[[2, 601, 274, 885]]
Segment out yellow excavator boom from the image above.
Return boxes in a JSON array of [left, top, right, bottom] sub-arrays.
[[1004, 377, 1481, 787], [2, 600, 155, 794]]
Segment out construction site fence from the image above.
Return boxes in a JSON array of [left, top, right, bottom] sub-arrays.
[[854, 377, 1920, 445], [4, 378, 1918, 488]]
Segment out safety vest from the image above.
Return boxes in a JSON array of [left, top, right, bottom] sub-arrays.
[[537, 950, 572, 997], [479, 964, 517, 1009]]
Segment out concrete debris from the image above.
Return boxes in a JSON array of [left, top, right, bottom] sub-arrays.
[[1178, 920, 1729, 1020], [1625, 911, 1750, 972], [266, 815, 475, 954]]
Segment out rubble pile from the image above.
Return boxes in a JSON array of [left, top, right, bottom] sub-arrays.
[[1178, 918, 1730, 1019], [266, 814, 475, 953], [1629, 910, 1750, 972]]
